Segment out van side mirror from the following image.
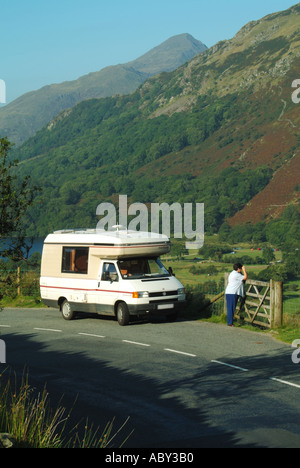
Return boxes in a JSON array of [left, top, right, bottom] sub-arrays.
[[102, 271, 118, 282], [102, 271, 110, 281]]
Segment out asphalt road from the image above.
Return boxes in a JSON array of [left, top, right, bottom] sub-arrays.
[[1, 307, 300, 448]]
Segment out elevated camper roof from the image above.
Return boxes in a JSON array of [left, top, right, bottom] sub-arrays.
[[43, 228, 171, 258], [44, 228, 170, 246]]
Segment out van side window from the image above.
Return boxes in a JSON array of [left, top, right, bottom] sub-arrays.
[[62, 247, 89, 274]]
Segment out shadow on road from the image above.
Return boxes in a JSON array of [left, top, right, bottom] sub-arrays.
[[1, 327, 300, 448]]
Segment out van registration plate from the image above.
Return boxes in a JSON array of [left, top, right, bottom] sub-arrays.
[[157, 304, 174, 310]]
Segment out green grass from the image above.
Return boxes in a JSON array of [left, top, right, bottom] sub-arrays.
[[283, 281, 300, 314], [0, 295, 46, 308], [0, 370, 132, 448]]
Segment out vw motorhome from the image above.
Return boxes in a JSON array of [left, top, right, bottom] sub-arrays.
[[40, 228, 186, 325]]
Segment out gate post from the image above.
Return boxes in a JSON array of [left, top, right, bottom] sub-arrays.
[[271, 280, 283, 328]]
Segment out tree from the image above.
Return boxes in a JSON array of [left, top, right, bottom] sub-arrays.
[[171, 242, 186, 260], [262, 246, 275, 264], [283, 244, 300, 278], [0, 137, 40, 261]]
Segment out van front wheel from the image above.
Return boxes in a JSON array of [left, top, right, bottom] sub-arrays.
[[61, 300, 76, 321], [116, 302, 130, 326]]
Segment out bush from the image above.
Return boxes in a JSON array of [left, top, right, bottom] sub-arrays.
[[257, 264, 289, 282], [189, 265, 218, 276], [185, 284, 211, 316]]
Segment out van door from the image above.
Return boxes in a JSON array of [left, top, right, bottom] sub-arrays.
[[97, 261, 120, 315]]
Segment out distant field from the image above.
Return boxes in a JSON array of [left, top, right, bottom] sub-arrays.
[[163, 245, 276, 286], [163, 244, 300, 319]]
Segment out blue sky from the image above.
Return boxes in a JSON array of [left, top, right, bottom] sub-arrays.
[[0, 0, 297, 103]]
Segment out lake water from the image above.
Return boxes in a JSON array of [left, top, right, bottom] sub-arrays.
[[28, 238, 45, 256], [0, 237, 45, 258]]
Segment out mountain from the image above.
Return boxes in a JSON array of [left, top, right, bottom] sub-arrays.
[[14, 4, 300, 237], [126, 33, 207, 75], [0, 34, 207, 146]]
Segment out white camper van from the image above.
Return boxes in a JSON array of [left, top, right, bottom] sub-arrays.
[[40, 228, 186, 325]]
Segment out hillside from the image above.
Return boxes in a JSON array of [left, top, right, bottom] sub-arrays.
[[0, 34, 207, 146], [14, 3, 300, 237]]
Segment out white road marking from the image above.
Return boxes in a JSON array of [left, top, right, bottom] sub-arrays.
[[4, 318, 300, 390], [164, 348, 197, 357], [123, 340, 151, 347], [78, 332, 106, 339], [212, 361, 300, 390], [211, 360, 249, 372], [270, 377, 300, 389]]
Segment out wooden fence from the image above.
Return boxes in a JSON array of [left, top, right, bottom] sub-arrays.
[[0, 267, 40, 298], [224, 274, 283, 328]]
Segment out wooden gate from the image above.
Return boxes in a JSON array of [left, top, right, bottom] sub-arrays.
[[224, 276, 283, 328]]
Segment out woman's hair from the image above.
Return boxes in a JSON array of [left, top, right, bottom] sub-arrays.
[[233, 263, 243, 271]]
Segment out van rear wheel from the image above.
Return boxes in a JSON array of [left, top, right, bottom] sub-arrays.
[[61, 299, 76, 321], [116, 302, 130, 326]]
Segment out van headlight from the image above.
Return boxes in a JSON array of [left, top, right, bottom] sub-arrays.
[[132, 291, 149, 298], [177, 288, 185, 295]]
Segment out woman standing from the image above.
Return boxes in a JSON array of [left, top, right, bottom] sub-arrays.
[[225, 263, 248, 326]]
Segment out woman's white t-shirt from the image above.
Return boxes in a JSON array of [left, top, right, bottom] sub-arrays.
[[225, 270, 246, 296]]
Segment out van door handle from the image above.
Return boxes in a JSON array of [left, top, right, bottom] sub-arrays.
[[98, 282, 100, 288]]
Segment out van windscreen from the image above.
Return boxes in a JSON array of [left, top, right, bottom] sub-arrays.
[[118, 258, 170, 279]]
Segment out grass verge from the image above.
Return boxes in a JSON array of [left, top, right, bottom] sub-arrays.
[[0, 370, 133, 448]]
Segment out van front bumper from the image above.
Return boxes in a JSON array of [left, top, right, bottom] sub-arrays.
[[127, 300, 186, 316]]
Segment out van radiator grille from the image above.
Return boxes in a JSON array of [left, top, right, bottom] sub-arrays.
[[149, 291, 178, 298]]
